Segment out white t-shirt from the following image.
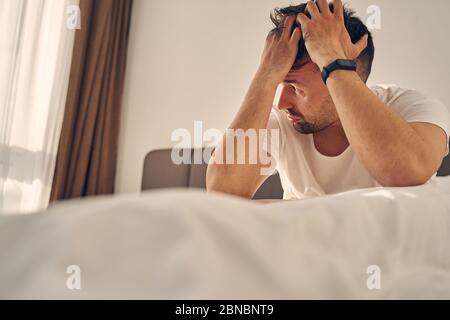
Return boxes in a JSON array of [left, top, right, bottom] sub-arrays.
[[267, 85, 450, 200]]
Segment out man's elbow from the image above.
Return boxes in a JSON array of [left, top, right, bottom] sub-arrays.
[[206, 169, 224, 194], [206, 164, 254, 199], [206, 164, 221, 192], [378, 166, 434, 188]]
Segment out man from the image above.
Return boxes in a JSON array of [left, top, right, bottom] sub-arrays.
[[206, 0, 450, 199]]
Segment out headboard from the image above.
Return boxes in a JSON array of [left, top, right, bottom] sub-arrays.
[[141, 148, 283, 199], [142, 144, 450, 199]]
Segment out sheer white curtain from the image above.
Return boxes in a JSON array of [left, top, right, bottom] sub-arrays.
[[0, 0, 79, 214]]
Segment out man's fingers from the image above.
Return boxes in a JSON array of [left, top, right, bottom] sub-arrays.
[[282, 15, 296, 40], [333, 0, 344, 20], [316, 0, 331, 16], [296, 13, 310, 29], [290, 27, 302, 44], [306, 0, 321, 19]]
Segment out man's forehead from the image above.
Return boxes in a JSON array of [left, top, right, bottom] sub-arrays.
[[291, 52, 312, 68], [287, 57, 315, 77]]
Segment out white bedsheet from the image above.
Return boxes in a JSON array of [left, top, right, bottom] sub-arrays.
[[1, 177, 450, 299]]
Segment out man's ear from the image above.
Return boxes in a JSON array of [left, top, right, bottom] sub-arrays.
[[355, 61, 368, 83], [355, 34, 369, 55]]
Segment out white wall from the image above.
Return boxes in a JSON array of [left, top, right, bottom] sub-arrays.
[[116, 0, 450, 194]]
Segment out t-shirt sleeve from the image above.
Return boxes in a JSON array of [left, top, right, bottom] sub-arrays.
[[389, 89, 450, 157]]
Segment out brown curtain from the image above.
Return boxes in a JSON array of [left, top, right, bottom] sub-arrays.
[[50, 0, 133, 202]]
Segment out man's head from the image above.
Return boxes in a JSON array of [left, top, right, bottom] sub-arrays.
[[270, 2, 375, 134]]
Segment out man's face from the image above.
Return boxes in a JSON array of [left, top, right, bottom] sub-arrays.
[[275, 58, 339, 134]]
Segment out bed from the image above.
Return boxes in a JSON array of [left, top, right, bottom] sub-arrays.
[[0, 147, 449, 299]]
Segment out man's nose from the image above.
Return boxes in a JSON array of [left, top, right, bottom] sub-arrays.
[[277, 84, 295, 111]]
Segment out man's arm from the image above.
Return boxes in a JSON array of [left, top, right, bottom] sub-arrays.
[[326, 71, 447, 186], [206, 71, 277, 198], [206, 16, 302, 198], [297, 0, 447, 186]]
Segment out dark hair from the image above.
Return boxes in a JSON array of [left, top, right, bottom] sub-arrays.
[[270, 2, 375, 82]]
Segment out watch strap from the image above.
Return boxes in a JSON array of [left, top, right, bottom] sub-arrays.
[[321, 59, 357, 84]]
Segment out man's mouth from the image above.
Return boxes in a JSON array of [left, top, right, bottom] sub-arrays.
[[287, 114, 302, 123]]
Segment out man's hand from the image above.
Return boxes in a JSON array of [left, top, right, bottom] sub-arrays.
[[258, 15, 302, 85], [297, 0, 368, 70]]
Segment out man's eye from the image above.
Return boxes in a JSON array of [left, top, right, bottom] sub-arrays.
[[293, 86, 305, 96]]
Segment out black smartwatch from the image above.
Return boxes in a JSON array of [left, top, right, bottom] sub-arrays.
[[321, 59, 357, 84]]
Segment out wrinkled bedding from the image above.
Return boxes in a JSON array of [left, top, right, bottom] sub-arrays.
[[1, 178, 450, 299]]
